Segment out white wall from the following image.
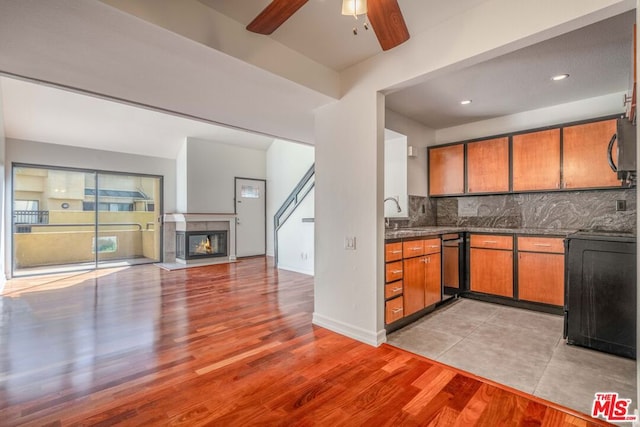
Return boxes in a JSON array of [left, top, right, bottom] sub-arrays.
[[386, 109, 436, 197], [265, 139, 314, 257], [176, 140, 187, 213], [277, 191, 314, 275], [314, 0, 633, 346], [4, 138, 176, 278], [0, 85, 6, 285], [436, 92, 627, 144], [383, 131, 407, 217], [182, 137, 268, 214]]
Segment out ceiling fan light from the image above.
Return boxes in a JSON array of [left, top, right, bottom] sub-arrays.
[[342, 0, 367, 17]]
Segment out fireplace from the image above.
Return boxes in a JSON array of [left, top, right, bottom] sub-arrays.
[[176, 231, 228, 261]]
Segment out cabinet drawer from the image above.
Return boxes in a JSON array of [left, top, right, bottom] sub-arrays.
[[385, 281, 403, 299], [470, 234, 513, 250], [385, 261, 403, 282], [385, 296, 404, 324], [517, 236, 564, 254], [403, 240, 425, 258], [423, 238, 441, 254], [385, 242, 403, 262]]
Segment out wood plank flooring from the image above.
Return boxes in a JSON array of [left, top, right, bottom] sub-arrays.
[[0, 258, 611, 426]]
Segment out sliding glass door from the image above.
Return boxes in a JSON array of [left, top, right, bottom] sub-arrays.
[[12, 165, 162, 276]]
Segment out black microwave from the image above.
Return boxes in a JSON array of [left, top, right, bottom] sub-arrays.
[[608, 116, 636, 187]]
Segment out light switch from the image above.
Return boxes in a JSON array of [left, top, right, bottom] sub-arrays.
[[344, 236, 356, 250]]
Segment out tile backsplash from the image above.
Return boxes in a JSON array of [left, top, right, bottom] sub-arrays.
[[435, 189, 636, 232]]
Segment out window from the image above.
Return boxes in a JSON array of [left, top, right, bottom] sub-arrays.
[[241, 185, 260, 198]]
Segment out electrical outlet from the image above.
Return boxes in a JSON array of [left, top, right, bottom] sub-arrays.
[[616, 200, 626, 211], [344, 236, 356, 250]]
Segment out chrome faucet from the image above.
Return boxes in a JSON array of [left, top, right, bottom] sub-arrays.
[[384, 196, 402, 213], [384, 196, 402, 228]]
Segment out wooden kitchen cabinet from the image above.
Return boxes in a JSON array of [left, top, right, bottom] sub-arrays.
[[512, 129, 561, 191], [385, 296, 404, 324], [517, 236, 564, 306], [385, 242, 403, 262], [403, 256, 426, 316], [429, 144, 464, 196], [563, 119, 619, 189], [466, 137, 510, 193], [385, 242, 404, 324], [470, 234, 514, 298], [403, 238, 442, 316]]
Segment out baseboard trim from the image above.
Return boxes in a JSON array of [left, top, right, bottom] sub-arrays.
[[312, 312, 386, 347], [276, 264, 314, 276]]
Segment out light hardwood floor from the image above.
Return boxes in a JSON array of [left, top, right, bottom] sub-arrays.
[[0, 258, 610, 426]]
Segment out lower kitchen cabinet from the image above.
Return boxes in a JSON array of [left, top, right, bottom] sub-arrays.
[[469, 235, 514, 298], [403, 238, 441, 316], [385, 241, 404, 324], [385, 296, 404, 324], [517, 236, 564, 306]]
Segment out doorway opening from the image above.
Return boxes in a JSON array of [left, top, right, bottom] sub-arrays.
[[12, 164, 163, 276]]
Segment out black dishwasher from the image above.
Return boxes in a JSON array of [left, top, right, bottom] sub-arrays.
[[565, 231, 636, 359]]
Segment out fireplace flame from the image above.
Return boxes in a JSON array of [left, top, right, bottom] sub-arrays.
[[194, 236, 212, 254]]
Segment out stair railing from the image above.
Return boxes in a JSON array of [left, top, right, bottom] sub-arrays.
[[273, 164, 315, 266]]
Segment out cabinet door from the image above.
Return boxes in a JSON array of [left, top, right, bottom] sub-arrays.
[[467, 137, 509, 193], [563, 119, 619, 189], [512, 129, 561, 191], [403, 257, 426, 316], [429, 144, 464, 196], [518, 252, 564, 306], [424, 253, 442, 307], [470, 248, 513, 297]]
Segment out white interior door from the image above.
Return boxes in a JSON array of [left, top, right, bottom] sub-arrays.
[[235, 178, 266, 257]]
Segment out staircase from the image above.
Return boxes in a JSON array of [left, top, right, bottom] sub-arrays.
[[273, 164, 314, 266]]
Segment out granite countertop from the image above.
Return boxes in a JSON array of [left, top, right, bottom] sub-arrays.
[[385, 226, 580, 240]]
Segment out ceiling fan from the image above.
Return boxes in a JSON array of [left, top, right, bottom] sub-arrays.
[[246, 0, 410, 51]]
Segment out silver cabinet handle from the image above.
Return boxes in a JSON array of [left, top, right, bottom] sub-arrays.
[[391, 287, 402, 292], [410, 247, 421, 251], [483, 240, 497, 244], [428, 245, 439, 248], [533, 243, 552, 247], [391, 270, 402, 274], [391, 308, 403, 314], [421, 257, 431, 263], [391, 250, 402, 254]]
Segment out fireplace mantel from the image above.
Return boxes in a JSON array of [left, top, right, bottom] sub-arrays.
[[163, 213, 237, 264]]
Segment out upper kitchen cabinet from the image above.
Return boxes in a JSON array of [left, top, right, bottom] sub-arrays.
[[429, 144, 464, 196], [563, 119, 619, 189], [466, 137, 509, 193], [512, 129, 561, 191]]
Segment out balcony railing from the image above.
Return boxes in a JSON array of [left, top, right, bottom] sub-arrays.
[[14, 210, 49, 225]]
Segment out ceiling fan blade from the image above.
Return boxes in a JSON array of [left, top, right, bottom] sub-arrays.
[[367, 0, 410, 51], [247, 0, 309, 35]]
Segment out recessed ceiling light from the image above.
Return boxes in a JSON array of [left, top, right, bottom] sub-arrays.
[[551, 74, 570, 81], [460, 100, 472, 105]]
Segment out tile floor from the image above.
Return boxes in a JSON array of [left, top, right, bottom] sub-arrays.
[[387, 298, 637, 417]]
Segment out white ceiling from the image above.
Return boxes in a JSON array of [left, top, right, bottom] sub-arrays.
[[198, 0, 490, 71], [195, 2, 634, 129], [0, 77, 277, 159], [0, 1, 634, 155], [386, 11, 635, 129]]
